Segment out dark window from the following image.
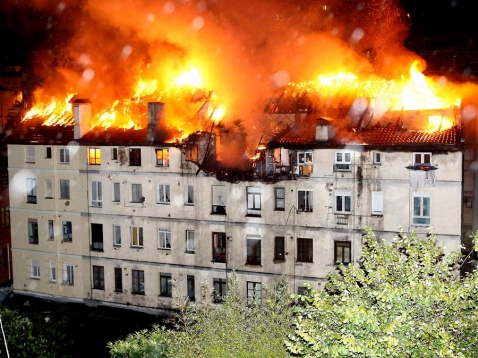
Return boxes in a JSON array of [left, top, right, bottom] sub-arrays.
[[246, 236, 261, 265], [187, 275, 195, 301], [112, 148, 118, 160], [1, 207, 10, 228], [92, 266, 105, 290], [28, 220, 39, 244], [160, 273, 172, 297], [113, 183, 120, 202], [48, 220, 54, 240], [213, 278, 227, 303], [274, 187, 285, 210], [46, 147, 52, 159], [156, 149, 169, 167], [114, 268, 123, 292], [132, 269, 144, 294], [212, 232, 227, 263], [60, 180, 70, 199], [274, 236, 285, 261], [62, 221, 72, 241], [129, 148, 141, 166], [334, 241, 351, 265], [297, 238, 313, 263], [91, 223, 104, 251]]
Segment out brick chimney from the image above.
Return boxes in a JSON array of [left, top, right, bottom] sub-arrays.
[[70, 98, 92, 140]]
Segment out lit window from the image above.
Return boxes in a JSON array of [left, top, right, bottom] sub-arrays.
[[156, 149, 169, 167], [335, 191, 352, 214], [297, 238, 313, 263], [157, 184, 170, 204], [92, 265, 105, 290], [334, 241, 351, 265], [59, 148, 70, 163], [297, 190, 313, 212], [160, 273, 172, 297], [131, 226, 143, 247], [88, 148, 101, 165], [335, 152, 352, 171], [158, 229, 171, 249], [412, 193, 431, 225]]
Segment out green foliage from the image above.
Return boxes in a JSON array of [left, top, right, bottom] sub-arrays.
[[109, 273, 294, 358], [0, 307, 69, 358], [287, 228, 478, 358]]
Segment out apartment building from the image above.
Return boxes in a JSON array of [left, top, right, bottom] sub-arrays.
[[6, 100, 463, 313]]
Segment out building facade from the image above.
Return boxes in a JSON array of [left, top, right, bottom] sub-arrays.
[[6, 102, 464, 313]]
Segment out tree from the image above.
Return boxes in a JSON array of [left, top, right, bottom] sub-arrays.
[[109, 273, 294, 358], [287, 228, 478, 357]]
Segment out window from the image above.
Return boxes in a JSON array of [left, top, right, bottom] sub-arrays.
[[335, 191, 352, 214], [334, 241, 351, 265], [274, 236, 285, 261], [187, 275, 195, 301], [88, 148, 101, 165], [60, 180, 70, 199], [371, 191, 383, 215], [335, 151, 352, 171], [212, 185, 226, 214], [114, 268, 123, 292], [247, 187, 261, 216], [46, 147, 52, 159], [111, 148, 118, 160], [91, 223, 104, 251], [297, 189, 313, 212], [160, 273, 172, 297], [157, 184, 170, 204], [131, 184, 142, 203], [186, 230, 194, 252], [247, 281, 262, 305], [25, 146, 35, 163], [59, 148, 70, 163], [31, 259, 40, 278], [132, 269, 144, 294], [412, 194, 431, 225], [62, 221, 72, 241], [113, 183, 120, 202], [64, 263, 74, 285], [27, 178, 37, 203], [212, 232, 227, 263], [185, 185, 194, 205], [131, 226, 143, 247], [213, 278, 227, 303], [91, 181, 102, 207], [246, 235, 261, 265], [373, 152, 382, 165], [274, 187, 285, 211], [93, 265, 105, 290], [45, 179, 53, 198], [185, 144, 198, 161], [156, 149, 169, 167], [413, 152, 432, 165], [1, 207, 10, 228], [48, 220, 54, 240], [113, 225, 121, 246], [158, 229, 171, 249], [297, 238, 313, 263], [50, 261, 56, 282], [129, 148, 141, 166], [28, 220, 39, 244], [298, 151, 313, 165]]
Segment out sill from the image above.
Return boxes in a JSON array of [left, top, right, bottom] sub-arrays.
[[30, 277, 40, 280], [156, 202, 171, 205], [91, 205, 102, 208], [62, 240, 72, 243], [29, 242, 39, 245], [274, 208, 285, 211], [45, 197, 53, 199], [296, 261, 313, 264], [185, 203, 194, 206], [48, 239, 54, 241], [91, 248, 104, 252], [132, 292, 145, 295], [156, 165, 169, 168], [245, 263, 262, 267], [298, 210, 313, 213], [245, 214, 261, 218], [185, 251, 195, 254], [26, 201, 37, 204], [211, 260, 227, 264], [114, 290, 123, 293], [273, 259, 286, 263], [210, 212, 226, 216], [60, 198, 70, 200], [112, 200, 120, 203], [131, 246, 144, 249], [113, 244, 121, 247], [93, 287, 105, 290], [159, 295, 172, 298], [158, 248, 171, 251]]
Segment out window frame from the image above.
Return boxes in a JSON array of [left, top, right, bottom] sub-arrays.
[[334, 241, 352, 265], [131, 226, 144, 247], [297, 238, 313, 263], [246, 235, 261, 265], [113, 182, 121, 202], [335, 191, 352, 214], [412, 193, 431, 226], [186, 230, 195, 252], [213, 278, 227, 303], [64, 263, 74, 285], [45, 179, 53, 198], [91, 181, 103, 207], [158, 228, 171, 250], [246, 186, 261, 217], [157, 184, 171, 204], [62, 221, 72, 242], [373, 152, 382, 165], [155, 148, 170, 167], [129, 148, 141, 166], [48, 220, 54, 240], [60, 179, 70, 199], [297, 189, 313, 212], [274, 187, 285, 211], [50, 261, 56, 282], [274, 236, 285, 261], [247, 281, 262, 305], [28, 219, 39, 244], [113, 225, 121, 246], [111, 148, 118, 161], [91, 223, 104, 251], [1, 207, 10, 228], [297, 151, 313, 165], [187, 275, 195, 301], [88, 147, 101, 165], [114, 267, 123, 292], [185, 184, 194, 206], [31, 259, 40, 279], [45, 147, 52, 159], [92, 265, 105, 290], [131, 183, 142, 203], [160, 273, 172, 297], [25, 146, 35, 163], [413, 152, 432, 165], [59, 148, 70, 164], [132, 269, 144, 294], [334, 151, 352, 171], [212, 232, 227, 263], [211, 185, 226, 215], [26, 178, 37, 203]]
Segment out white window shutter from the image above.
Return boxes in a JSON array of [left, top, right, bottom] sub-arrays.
[[371, 191, 383, 215]]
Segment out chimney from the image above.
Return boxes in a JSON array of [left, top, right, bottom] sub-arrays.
[[70, 98, 92, 140], [148, 102, 166, 140], [315, 117, 332, 142]]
